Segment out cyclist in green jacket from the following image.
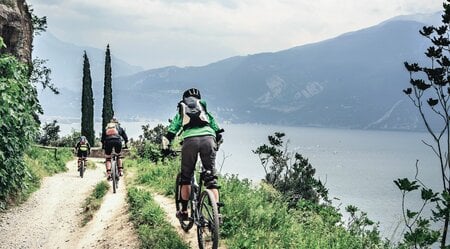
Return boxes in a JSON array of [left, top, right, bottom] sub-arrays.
[[162, 88, 223, 221]]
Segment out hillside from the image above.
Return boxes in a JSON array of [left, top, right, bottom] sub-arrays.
[[37, 13, 441, 130]]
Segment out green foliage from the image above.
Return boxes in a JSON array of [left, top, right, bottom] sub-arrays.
[[55, 129, 81, 148], [29, 6, 47, 36], [127, 187, 189, 249], [37, 120, 60, 146], [126, 159, 177, 196], [81, 180, 109, 226], [253, 132, 328, 206], [127, 157, 389, 248], [0, 49, 40, 209], [135, 142, 163, 163], [141, 123, 167, 144], [30, 57, 57, 94], [25, 146, 71, 175], [81, 51, 95, 145], [101, 44, 114, 138], [402, 2, 450, 247], [130, 123, 170, 163]]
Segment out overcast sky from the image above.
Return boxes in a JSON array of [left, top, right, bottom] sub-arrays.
[[28, 0, 442, 69]]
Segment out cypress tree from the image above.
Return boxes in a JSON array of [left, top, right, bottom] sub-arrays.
[[81, 51, 95, 145], [101, 44, 114, 137]]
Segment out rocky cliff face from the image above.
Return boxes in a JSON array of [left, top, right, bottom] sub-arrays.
[[0, 0, 32, 65]]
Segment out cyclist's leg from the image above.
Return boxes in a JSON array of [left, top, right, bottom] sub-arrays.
[[81, 151, 88, 164], [104, 141, 113, 179], [180, 137, 199, 212], [199, 135, 219, 202]]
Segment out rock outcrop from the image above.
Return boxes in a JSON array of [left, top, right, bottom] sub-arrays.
[[0, 0, 33, 65]]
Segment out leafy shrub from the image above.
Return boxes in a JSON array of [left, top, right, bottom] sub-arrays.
[[141, 123, 167, 144], [130, 123, 172, 163], [253, 132, 328, 206], [0, 40, 41, 209], [135, 141, 162, 163], [36, 120, 60, 146]]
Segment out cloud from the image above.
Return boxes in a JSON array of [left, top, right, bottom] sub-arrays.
[[28, 0, 442, 69]]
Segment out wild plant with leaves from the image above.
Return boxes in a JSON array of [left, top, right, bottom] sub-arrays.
[[402, 1, 450, 248], [253, 132, 328, 206], [0, 37, 40, 208]]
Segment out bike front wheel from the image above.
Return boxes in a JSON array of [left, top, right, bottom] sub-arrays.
[[79, 160, 85, 178], [197, 189, 220, 249], [112, 160, 118, 193]]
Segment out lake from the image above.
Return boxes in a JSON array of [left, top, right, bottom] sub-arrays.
[[59, 121, 439, 240]]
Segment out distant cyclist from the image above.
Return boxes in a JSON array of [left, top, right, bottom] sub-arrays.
[[101, 117, 128, 180], [75, 135, 90, 171], [162, 88, 223, 220]]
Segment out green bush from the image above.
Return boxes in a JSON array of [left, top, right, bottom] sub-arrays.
[[0, 45, 41, 209]]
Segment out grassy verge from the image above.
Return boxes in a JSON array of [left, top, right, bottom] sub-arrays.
[[126, 157, 391, 249], [81, 181, 110, 226], [127, 186, 189, 249], [125, 158, 189, 249]]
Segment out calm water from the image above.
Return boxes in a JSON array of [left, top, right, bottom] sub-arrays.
[[60, 122, 439, 239]]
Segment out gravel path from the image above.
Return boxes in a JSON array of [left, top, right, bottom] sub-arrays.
[[0, 159, 138, 249]]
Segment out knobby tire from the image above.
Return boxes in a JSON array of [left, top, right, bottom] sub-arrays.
[[197, 189, 220, 249], [112, 159, 117, 194], [80, 159, 85, 178]]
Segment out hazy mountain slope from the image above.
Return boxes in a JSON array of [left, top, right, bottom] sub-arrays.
[[112, 14, 436, 130], [37, 13, 440, 130], [34, 32, 143, 118]]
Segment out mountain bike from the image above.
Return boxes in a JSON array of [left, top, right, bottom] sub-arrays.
[[79, 156, 87, 178], [175, 163, 221, 249], [110, 151, 121, 194]]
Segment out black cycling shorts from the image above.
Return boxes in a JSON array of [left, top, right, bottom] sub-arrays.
[[77, 150, 88, 158], [104, 139, 122, 155]]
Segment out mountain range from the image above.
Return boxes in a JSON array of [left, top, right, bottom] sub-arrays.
[[35, 12, 442, 130]]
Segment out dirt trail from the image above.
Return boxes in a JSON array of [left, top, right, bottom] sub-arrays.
[[0, 159, 138, 249]]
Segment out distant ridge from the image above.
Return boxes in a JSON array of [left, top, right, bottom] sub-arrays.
[[37, 12, 441, 131]]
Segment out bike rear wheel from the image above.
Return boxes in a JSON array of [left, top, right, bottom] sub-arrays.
[[175, 173, 194, 231], [197, 189, 220, 249]]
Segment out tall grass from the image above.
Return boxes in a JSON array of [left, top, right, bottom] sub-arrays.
[[127, 186, 189, 249], [126, 157, 391, 249]]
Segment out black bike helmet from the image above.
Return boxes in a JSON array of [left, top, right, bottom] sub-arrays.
[[183, 88, 201, 99]]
